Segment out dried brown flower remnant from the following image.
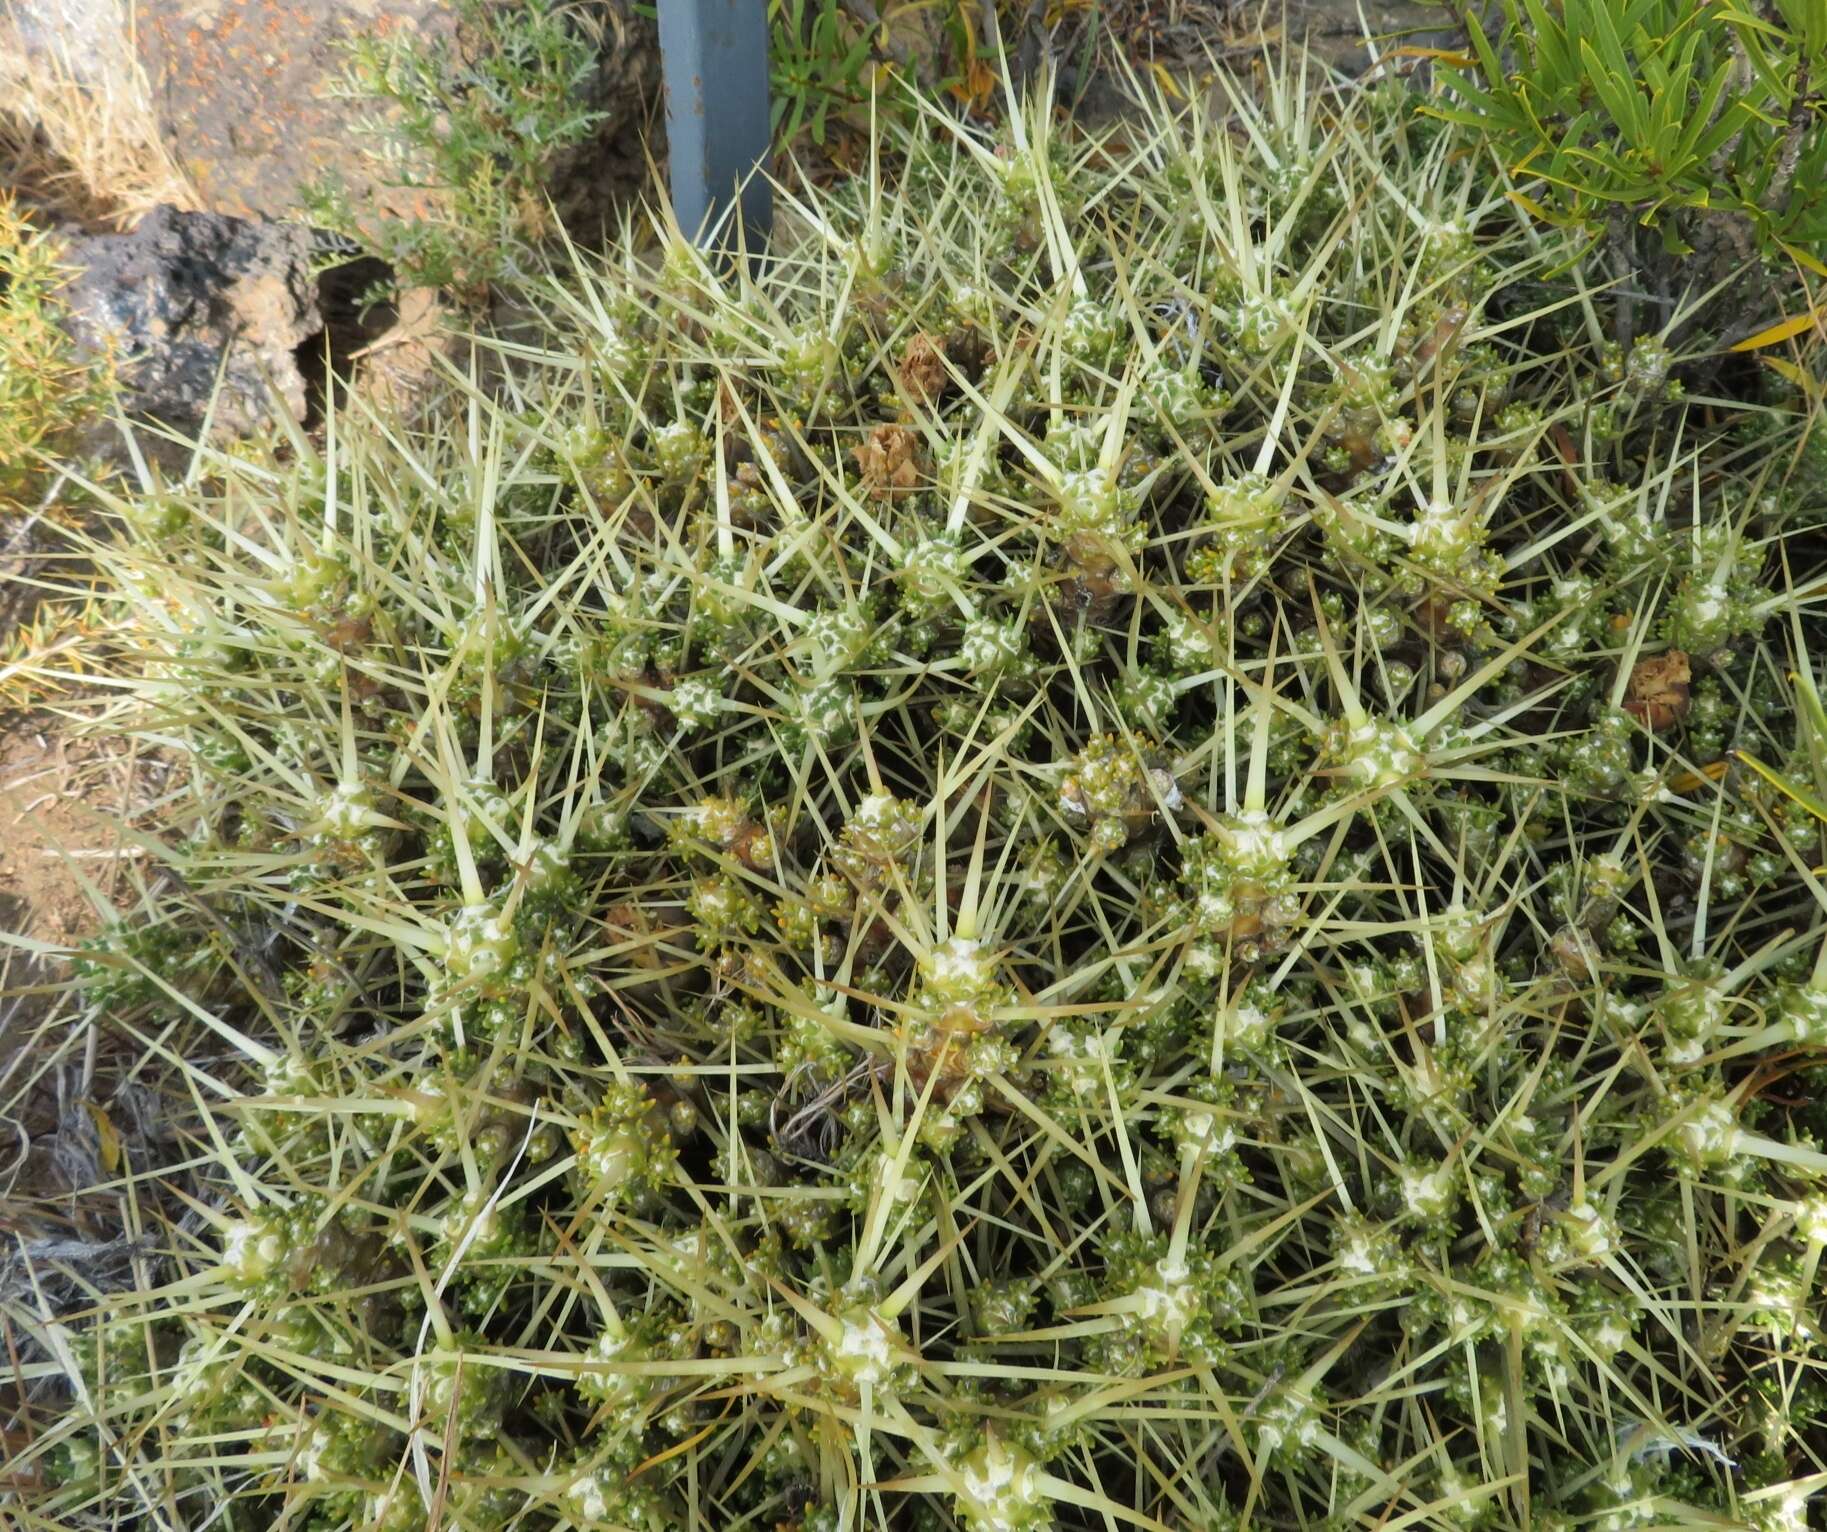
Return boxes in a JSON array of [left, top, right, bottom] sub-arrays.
[[320, 613, 372, 654], [1624, 649, 1691, 731], [1413, 594, 1459, 641], [602, 900, 700, 1004], [1550, 925, 1594, 982], [684, 795, 777, 872], [899, 332, 949, 403], [727, 460, 769, 527], [853, 424, 921, 499], [1049, 566, 1127, 625]]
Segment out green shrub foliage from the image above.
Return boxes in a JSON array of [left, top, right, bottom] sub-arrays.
[[1437, 0, 1827, 293], [21, 64, 1827, 1532], [298, 0, 611, 303]]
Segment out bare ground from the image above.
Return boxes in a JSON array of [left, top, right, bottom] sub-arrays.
[[0, 717, 139, 952]]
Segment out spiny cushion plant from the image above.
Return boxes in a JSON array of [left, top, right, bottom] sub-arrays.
[[13, 57, 1827, 1532]]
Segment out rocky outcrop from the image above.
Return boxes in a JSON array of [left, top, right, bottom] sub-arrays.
[[3, 0, 660, 243], [132, 0, 660, 246], [0, 0, 199, 226], [54, 205, 322, 438]]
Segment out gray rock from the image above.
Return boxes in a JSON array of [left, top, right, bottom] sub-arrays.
[[54, 205, 322, 438], [3, 0, 659, 246], [0, 0, 199, 225], [131, 0, 660, 247], [1, 0, 124, 95], [1286, 0, 1463, 75]]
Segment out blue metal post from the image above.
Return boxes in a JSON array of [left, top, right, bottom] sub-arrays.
[[658, 1, 773, 249]]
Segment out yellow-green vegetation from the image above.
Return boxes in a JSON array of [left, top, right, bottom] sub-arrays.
[[0, 191, 113, 513], [9, 56, 1827, 1532]]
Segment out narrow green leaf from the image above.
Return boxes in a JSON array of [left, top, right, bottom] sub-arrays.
[[1578, 40, 1648, 148], [1460, 4, 1513, 97], [1520, 0, 1572, 92], [1586, 0, 1640, 90], [1675, 61, 1738, 163], [1737, 751, 1827, 826]]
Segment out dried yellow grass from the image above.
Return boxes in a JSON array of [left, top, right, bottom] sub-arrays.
[[0, 0, 198, 227]]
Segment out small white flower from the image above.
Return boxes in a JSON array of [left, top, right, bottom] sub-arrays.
[[317, 779, 376, 837], [221, 1219, 283, 1284], [1677, 1099, 1741, 1164], [955, 1435, 1047, 1532], [1795, 1193, 1827, 1246], [568, 1467, 615, 1522], [830, 1308, 900, 1386], [1400, 1164, 1454, 1219], [670, 677, 721, 730]]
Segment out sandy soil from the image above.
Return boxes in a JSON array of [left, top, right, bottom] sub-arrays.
[[0, 717, 134, 953]]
